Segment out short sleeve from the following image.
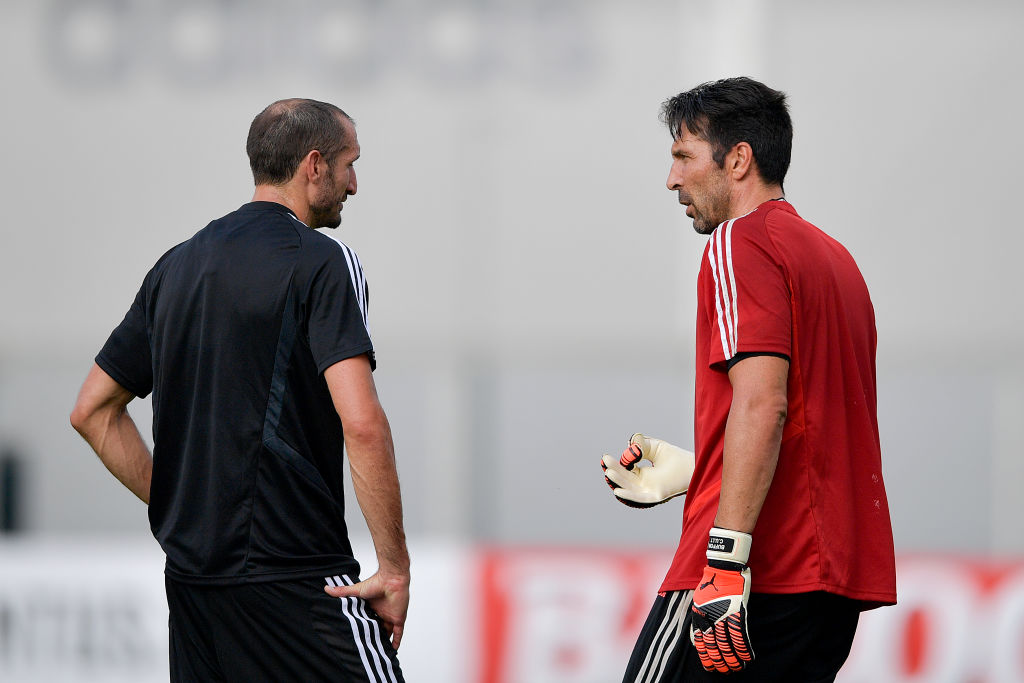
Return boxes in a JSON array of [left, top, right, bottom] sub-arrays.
[[96, 284, 154, 398], [703, 219, 791, 368], [305, 241, 375, 374]]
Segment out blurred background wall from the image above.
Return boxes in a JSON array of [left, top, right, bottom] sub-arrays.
[[2, 0, 1022, 552], [1, 0, 1023, 680]]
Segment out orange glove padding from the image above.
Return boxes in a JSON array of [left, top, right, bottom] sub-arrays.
[[689, 528, 754, 673]]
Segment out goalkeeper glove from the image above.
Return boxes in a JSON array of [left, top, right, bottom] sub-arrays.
[[690, 527, 754, 673], [601, 433, 694, 508]]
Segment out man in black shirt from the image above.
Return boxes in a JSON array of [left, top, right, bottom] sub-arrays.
[[71, 99, 409, 682]]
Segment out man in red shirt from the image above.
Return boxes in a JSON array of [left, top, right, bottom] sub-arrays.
[[603, 77, 896, 681]]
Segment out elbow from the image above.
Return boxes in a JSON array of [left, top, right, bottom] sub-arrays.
[[343, 408, 390, 447], [70, 402, 91, 436], [767, 394, 788, 431], [70, 399, 115, 439], [772, 396, 788, 426], [737, 391, 788, 432]]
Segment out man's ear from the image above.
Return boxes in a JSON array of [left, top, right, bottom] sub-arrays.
[[301, 149, 326, 183], [726, 142, 755, 180]]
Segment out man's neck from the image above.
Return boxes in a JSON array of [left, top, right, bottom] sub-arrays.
[[729, 182, 785, 220], [252, 185, 310, 225]]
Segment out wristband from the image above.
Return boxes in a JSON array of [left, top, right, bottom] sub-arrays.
[[706, 527, 752, 569]]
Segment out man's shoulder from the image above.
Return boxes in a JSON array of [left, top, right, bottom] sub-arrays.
[[704, 201, 807, 272], [145, 235, 195, 282], [149, 205, 302, 277], [714, 202, 788, 246], [289, 231, 367, 293], [749, 200, 830, 248], [306, 231, 363, 267], [731, 199, 799, 229]]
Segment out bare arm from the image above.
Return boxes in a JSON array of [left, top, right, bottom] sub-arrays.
[[70, 363, 152, 504], [714, 355, 790, 533], [321, 354, 410, 648]]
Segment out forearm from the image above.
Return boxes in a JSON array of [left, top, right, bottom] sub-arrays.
[[324, 355, 409, 580], [714, 400, 785, 532], [75, 406, 152, 504], [715, 355, 789, 533], [346, 419, 409, 578], [72, 364, 152, 504]]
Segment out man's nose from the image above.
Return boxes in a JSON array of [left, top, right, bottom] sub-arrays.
[[666, 169, 680, 191]]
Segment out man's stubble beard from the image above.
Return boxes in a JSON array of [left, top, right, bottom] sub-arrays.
[[691, 173, 731, 235], [309, 169, 343, 230]]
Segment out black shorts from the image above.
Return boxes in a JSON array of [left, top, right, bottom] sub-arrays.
[[623, 590, 860, 683], [166, 574, 404, 683]]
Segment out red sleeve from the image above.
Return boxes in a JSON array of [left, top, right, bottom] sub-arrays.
[[703, 216, 791, 368]]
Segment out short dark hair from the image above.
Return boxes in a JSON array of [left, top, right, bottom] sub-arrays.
[[246, 99, 353, 186], [660, 77, 792, 187]]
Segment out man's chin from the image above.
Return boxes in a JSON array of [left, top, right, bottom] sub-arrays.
[[311, 211, 343, 230], [691, 217, 717, 235]]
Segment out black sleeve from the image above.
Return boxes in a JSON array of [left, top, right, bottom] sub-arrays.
[[726, 351, 790, 371], [305, 247, 375, 374], [96, 283, 154, 398]]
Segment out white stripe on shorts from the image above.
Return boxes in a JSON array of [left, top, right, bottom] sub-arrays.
[[325, 575, 399, 683], [633, 590, 693, 683]]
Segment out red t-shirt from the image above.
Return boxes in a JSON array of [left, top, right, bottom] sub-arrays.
[[660, 200, 896, 608]]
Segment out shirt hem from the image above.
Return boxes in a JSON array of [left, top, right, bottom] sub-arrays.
[[317, 343, 376, 374], [659, 577, 896, 608], [95, 353, 151, 398], [164, 561, 361, 586]]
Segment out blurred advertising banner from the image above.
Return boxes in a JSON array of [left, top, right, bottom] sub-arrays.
[[0, 538, 168, 683], [475, 550, 1024, 683], [2, 540, 1023, 682], [477, 548, 668, 683]]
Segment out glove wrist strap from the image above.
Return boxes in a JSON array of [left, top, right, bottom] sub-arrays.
[[706, 527, 752, 567]]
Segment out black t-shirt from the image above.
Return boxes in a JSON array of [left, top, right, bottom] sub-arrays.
[[97, 202, 374, 584]]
